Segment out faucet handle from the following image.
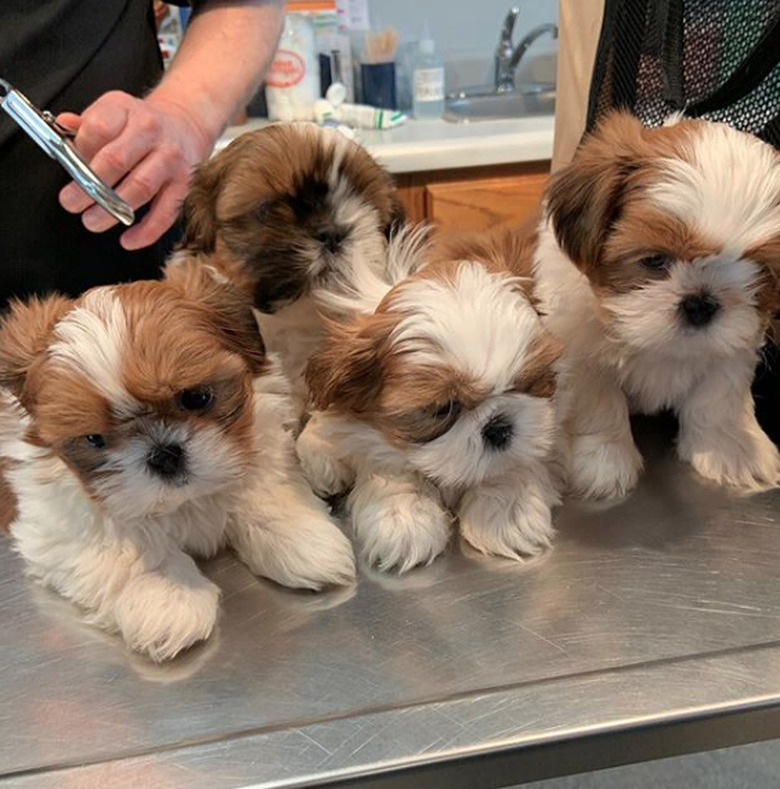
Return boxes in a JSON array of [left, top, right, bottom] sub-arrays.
[[499, 7, 520, 46]]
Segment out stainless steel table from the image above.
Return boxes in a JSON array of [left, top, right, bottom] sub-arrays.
[[3, 417, 780, 789]]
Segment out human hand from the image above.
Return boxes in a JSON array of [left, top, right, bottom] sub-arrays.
[[57, 90, 214, 250]]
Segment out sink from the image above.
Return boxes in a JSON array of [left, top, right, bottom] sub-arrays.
[[444, 82, 556, 123]]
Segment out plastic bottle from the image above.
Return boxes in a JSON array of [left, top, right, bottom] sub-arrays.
[[412, 23, 445, 120], [265, 13, 321, 122]]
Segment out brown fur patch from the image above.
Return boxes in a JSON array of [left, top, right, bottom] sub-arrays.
[[426, 222, 540, 303], [0, 459, 17, 531], [745, 235, 780, 320], [511, 333, 563, 399], [0, 295, 73, 402]]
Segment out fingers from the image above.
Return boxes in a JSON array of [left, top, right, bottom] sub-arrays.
[[59, 92, 133, 212], [55, 90, 207, 249], [80, 145, 190, 248], [120, 178, 189, 251]]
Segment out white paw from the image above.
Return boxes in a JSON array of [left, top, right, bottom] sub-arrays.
[[349, 475, 453, 574], [458, 482, 556, 560], [230, 514, 356, 591], [113, 571, 220, 662], [568, 433, 643, 500], [680, 428, 780, 492], [296, 434, 354, 498]]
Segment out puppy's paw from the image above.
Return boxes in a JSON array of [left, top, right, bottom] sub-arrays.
[[680, 428, 780, 492], [232, 514, 357, 591], [296, 434, 353, 498], [459, 483, 555, 560], [114, 572, 220, 662], [350, 476, 453, 574], [568, 433, 643, 500]]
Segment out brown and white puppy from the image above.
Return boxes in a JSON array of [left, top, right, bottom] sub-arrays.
[[175, 123, 405, 408], [534, 111, 780, 498], [0, 264, 355, 661], [297, 229, 567, 572]]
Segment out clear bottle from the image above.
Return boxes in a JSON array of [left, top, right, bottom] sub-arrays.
[[412, 25, 445, 120]]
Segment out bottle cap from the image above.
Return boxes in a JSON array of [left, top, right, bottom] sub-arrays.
[[325, 81, 347, 107]]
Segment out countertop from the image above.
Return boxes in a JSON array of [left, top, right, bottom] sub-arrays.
[[216, 115, 555, 174], [3, 416, 780, 788]]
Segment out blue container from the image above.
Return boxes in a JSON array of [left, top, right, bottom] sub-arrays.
[[360, 62, 397, 110]]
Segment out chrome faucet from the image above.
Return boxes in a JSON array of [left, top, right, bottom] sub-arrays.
[[495, 8, 558, 92]]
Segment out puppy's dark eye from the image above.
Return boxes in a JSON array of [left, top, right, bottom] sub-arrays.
[[640, 254, 673, 271], [177, 387, 214, 412], [84, 434, 106, 449], [432, 401, 462, 421]]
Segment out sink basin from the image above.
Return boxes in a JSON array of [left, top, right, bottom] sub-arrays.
[[444, 82, 556, 123]]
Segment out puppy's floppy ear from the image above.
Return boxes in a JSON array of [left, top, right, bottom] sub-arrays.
[[0, 295, 73, 400], [165, 261, 266, 374], [180, 156, 225, 253], [306, 313, 396, 413], [546, 111, 646, 274]]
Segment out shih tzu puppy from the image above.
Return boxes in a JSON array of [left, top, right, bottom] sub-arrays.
[[176, 123, 405, 408], [297, 228, 567, 572], [0, 263, 355, 661], [534, 110, 780, 499]]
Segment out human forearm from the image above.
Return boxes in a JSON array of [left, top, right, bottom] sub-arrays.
[[148, 0, 284, 150]]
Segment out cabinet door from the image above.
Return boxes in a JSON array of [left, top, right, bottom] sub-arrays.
[[426, 170, 548, 232]]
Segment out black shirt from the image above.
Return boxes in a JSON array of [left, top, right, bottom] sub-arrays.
[[0, 0, 171, 307]]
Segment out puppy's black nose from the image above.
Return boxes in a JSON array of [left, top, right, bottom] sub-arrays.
[[482, 414, 514, 451], [314, 226, 347, 254], [147, 443, 185, 479], [680, 293, 721, 327]]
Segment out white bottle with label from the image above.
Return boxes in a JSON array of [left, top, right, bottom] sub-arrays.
[[265, 13, 321, 122], [412, 27, 445, 120]]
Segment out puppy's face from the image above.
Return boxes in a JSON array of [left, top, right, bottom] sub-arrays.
[[547, 112, 780, 358], [182, 124, 405, 313], [308, 259, 562, 487], [0, 271, 265, 521]]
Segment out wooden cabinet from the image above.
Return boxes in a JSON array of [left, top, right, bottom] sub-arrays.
[[394, 161, 550, 232]]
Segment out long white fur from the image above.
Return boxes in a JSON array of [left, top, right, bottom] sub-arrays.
[[1, 295, 355, 662], [533, 119, 780, 498], [298, 249, 565, 572]]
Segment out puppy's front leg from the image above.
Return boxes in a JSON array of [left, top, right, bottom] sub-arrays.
[[567, 365, 643, 499], [678, 358, 780, 491], [112, 548, 221, 662], [296, 411, 356, 498], [227, 446, 356, 591], [348, 468, 453, 573], [16, 526, 219, 661], [458, 463, 558, 559]]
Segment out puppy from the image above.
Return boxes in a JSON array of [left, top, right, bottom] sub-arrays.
[[297, 228, 566, 572], [176, 123, 405, 408], [534, 111, 780, 498], [0, 264, 355, 661]]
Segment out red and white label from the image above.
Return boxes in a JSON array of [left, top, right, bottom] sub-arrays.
[[266, 50, 306, 88]]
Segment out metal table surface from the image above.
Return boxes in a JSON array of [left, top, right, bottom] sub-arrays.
[[3, 417, 780, 789]]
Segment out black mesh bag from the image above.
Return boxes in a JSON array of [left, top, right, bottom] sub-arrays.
[[585, 0, 780, 441]]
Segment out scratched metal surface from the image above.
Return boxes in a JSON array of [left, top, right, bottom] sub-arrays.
[[3, 417, 780, 788]]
